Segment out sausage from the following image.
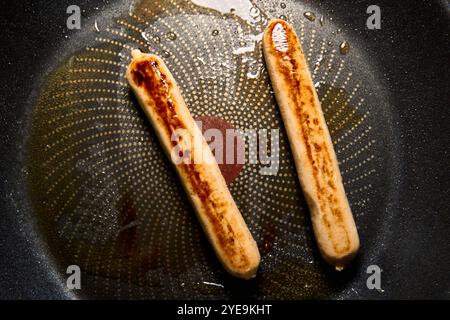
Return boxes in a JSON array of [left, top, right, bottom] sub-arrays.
[[263, 20, 360, 269], [126, 49, 260, 279]]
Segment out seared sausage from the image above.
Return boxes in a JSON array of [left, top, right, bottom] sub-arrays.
[[126, 49, 260, 279], [263, 20, 360, 269]]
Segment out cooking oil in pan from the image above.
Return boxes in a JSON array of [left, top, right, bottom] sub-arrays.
[[25, 0, 383, 299]]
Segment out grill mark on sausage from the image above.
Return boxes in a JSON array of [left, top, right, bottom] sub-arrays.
[[267, 21, 350, 254]]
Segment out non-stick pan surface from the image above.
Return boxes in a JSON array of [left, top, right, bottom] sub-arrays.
[[0, 0, 449, 299]]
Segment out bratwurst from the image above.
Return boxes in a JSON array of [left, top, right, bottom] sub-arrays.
[[263, 20, 360, 269], [126, 49, 260, 279]]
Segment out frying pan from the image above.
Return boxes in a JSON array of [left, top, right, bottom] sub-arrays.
[[0, 0, 449, 299]]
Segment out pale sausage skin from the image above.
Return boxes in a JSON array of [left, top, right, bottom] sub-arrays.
[[126, 49, 260, 279], [263, 20, 360, 269]]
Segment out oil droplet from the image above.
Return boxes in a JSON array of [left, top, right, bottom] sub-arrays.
[[279, 15, 287, 21], [313, 54, 324, 72], [246, 62, 262, 79], [339, 41, 350, 55], [212, 29, 219, 36], [327, 41, 333, 46], [152, 35, 161, 44], [166, 32, 177, 41], [202, 281, 224, 288], [94, 19, 100, 33], [247, 70, 259, 79], [336, 28, 342, 34], [280, 2, 286, 9], [141, 31, 149, 42], [163, 50, 171, 58], [249, 6, 260, 18], [196, 56, 206, 65], [304, 11, 316, 22], [319, 16, 325, 26]]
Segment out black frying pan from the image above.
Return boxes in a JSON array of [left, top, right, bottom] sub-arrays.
[[0, 0, 449, 299]]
